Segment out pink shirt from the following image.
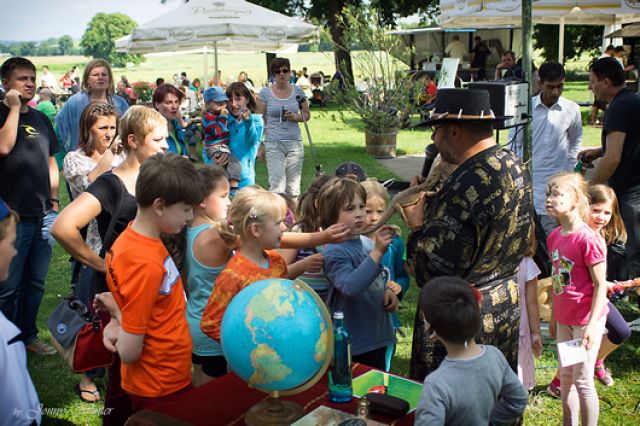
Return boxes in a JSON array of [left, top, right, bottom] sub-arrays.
[[547, 224, 608, 326]]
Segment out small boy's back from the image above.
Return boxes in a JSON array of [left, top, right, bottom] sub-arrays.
[[415, 345, 528, 426]]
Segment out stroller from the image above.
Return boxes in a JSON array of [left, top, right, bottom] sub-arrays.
[[309, 73, 326, 107]]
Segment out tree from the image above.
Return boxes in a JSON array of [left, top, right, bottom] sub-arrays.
[[533, 24, 602, 63], [59, 35, 74, 56], [81, 13, 144, 67]]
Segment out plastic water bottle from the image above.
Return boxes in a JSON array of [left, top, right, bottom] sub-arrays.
[[329, 311, 353, 403]]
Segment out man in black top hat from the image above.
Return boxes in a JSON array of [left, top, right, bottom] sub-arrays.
[[403, 89, 532, 380]]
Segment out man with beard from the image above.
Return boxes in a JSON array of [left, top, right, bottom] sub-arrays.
[[404, 89, 532, 380]]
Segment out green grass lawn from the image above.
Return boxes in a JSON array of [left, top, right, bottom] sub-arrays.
[[28, 99, 627, 423]]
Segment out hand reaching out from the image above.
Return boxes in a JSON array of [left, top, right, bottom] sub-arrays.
[[301, 253, 324, 273], [320, 223, 350, 244], [531, 332, 543, 358]]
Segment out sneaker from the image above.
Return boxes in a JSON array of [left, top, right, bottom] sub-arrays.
[[546, 377, 561, 399], [25, 339, 57, 355], [595, 364, 614, 386]]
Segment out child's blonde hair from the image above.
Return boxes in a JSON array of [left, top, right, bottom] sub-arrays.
[[361, 180, 389, 205], [589, 184, 627, 245], [229, 187, 287, 238], [361, 180, 401, 236], [546, 172, 590, 223], [119, 105, 166, 152]]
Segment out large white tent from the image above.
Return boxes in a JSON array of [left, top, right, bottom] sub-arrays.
[[115, 0, 317, 85], [439, 0, 640, 61]]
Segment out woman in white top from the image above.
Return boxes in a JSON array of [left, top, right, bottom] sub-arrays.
[[256, 57, 311, 198], [62, 102, 125, 403]]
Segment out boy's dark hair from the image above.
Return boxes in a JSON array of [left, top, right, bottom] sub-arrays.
[[614, 46, 625, 53], [1, 57, 36, 81], [270, 57, 291, 76], [156, 77, 165, 86], [226, 82, 256, 112], [419, 276, 480, 344], [316, 177, 366, 230], [538, 62, 565, 83], [136, 154, 204, 208], [590, 57, 625, 87]]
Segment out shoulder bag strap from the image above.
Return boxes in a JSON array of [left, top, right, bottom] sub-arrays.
[[90, 177, 126, 304]]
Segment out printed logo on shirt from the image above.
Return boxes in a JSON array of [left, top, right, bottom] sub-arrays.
[[159, 256, 180, 295], [20, 124, 40, 139], [551, 250, 574, 295]]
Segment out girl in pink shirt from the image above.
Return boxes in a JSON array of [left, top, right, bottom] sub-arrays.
[[545, 172, 609, 426]]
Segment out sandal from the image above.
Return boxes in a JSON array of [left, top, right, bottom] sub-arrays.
[[75, 384, 100, 403]]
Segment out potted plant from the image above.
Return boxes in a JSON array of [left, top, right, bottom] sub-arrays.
[[329, 7, 419, 158], [132, 81, 156, 105]]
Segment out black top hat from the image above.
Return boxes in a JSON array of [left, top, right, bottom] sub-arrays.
[[414, 89, 511, 127]]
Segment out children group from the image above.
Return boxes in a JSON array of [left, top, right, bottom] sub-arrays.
[[0, 56, 636, 426]]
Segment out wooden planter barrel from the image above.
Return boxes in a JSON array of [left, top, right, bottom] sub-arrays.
[[365, 128, 397, 159]]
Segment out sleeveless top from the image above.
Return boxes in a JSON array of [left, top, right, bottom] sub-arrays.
[[185, 224, 226, 356]]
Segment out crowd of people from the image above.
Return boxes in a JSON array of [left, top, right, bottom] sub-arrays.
[[0, 49, 639, 426]]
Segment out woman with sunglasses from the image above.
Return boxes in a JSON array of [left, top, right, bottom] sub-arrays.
[[256, 57, 311, 199]]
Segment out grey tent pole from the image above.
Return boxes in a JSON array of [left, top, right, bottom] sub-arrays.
[[522, 0, 533, 164]]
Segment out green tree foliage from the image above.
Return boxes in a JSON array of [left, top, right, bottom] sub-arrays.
[[328, 6, 418, 133], [81, 13, 144, 67], [533, 24, 602, 63], [58, 35, 74, 56]]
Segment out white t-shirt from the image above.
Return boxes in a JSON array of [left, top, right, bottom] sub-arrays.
[[0, 312, 41, 425]]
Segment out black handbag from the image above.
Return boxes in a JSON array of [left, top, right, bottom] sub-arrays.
[[46, 179, 125, 368]]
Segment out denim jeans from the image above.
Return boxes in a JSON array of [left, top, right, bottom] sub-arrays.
[[619, 185, 640, 277], [0, 217, 52, 344]]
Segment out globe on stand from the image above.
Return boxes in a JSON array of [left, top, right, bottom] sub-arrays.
[[220, 278, 334, 425]]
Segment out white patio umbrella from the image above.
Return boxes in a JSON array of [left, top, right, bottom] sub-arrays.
[[439, 0, 640, 61], [115, 0, 317, 86]]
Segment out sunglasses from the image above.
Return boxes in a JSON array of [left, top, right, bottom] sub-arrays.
[[274, 68, 290, 75]]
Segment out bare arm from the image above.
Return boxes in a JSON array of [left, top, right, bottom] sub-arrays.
[[584, 262, 609, 349], [117, 329, 145, 364], [525, 278, 542, 357], [255, 98, 267, 137], [0, 91, 22, 156], [590, 131, 624, 185], [87, 149, 116, 183], [51, 192, 106, 272], [280, 224, 349, 248], [48, 156, 59, 211]]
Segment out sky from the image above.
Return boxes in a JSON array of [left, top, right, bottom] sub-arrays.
[[0, 0, 182, 42]]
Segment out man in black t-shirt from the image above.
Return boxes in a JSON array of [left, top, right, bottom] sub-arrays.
[[0, 57, 59, 355], [580, 57, 640, 277], [470, 36, 491, 80]]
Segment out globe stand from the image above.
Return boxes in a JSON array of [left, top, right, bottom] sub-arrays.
[[244, 391, 304, 426]]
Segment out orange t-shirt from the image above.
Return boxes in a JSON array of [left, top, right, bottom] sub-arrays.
[[200, 250, 287, 341], [106, 224, 192, 397]]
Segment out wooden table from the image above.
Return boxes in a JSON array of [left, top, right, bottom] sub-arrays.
[[127, 364, 417, 425]]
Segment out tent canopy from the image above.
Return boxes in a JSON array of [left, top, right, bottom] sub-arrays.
[[115, 0, 317, 54], [439, 0, 640, 28], [607, 23, 640, 38]]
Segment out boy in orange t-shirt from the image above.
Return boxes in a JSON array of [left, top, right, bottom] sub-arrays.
[[95, 154, 204, 412]]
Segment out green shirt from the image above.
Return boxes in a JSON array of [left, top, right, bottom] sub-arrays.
[[37, 101, 57, 124]]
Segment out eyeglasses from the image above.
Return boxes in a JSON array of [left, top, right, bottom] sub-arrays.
[[274, 68, 290, 75]]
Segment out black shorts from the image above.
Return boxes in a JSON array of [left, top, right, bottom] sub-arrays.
[[192, 354, 227, 378]]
